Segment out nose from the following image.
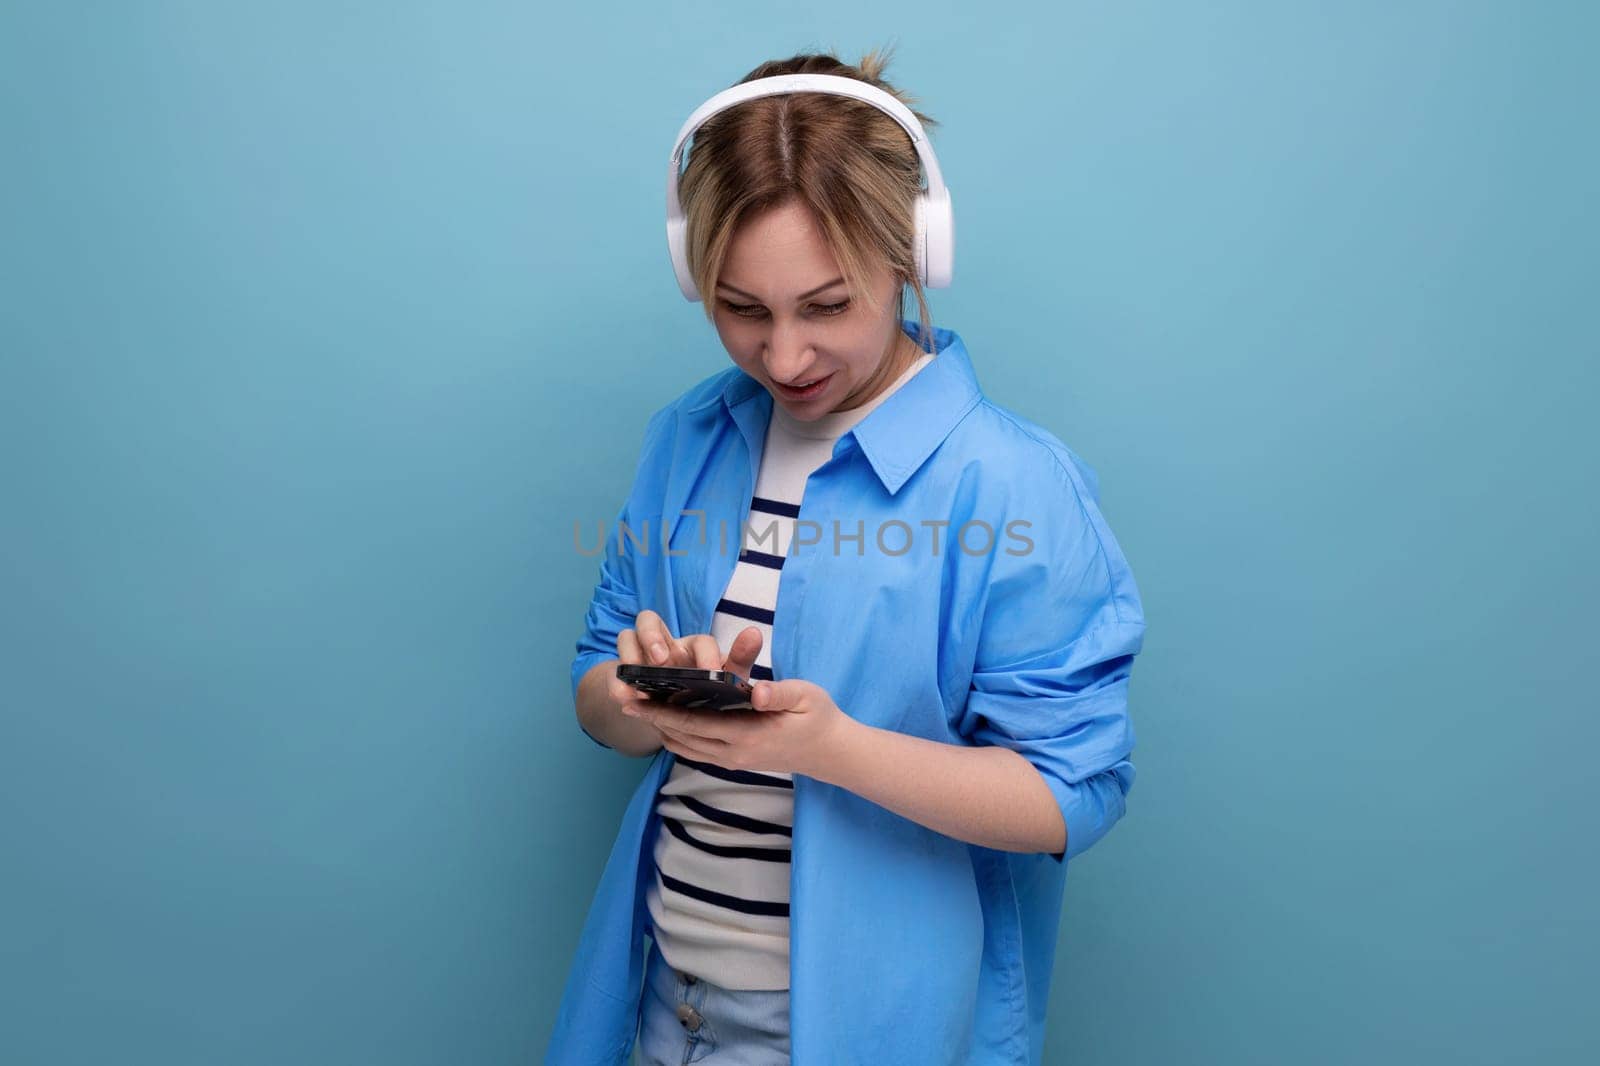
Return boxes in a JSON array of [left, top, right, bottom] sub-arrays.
[[763, 320, 818, 385]]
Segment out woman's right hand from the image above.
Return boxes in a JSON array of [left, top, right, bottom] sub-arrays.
[[606, 609, 764, 708]]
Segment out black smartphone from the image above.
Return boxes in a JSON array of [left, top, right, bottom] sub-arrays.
[[616, 663, 755, 711]]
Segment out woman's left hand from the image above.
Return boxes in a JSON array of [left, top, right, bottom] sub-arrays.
[[621, 679, 848, 779]]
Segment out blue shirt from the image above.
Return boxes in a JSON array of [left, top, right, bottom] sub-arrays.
[[548, 320, 1147, 1065]]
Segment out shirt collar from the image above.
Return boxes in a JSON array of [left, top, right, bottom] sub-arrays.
[[686, 319, 983, 495]]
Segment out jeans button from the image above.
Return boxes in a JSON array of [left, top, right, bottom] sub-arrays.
[[675, 1003, 703, 1032]]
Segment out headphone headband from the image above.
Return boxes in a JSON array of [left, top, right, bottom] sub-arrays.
[[664, 73, 955, 302]]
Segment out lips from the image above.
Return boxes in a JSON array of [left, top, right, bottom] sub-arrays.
[[776, 372, 833, 399]]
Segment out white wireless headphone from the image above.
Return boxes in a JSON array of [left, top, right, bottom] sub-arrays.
[[665, 73, 955, 303]]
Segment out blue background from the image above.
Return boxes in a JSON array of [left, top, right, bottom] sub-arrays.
[[2, 2, 1593, 1063]]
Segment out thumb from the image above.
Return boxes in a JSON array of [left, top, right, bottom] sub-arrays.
[[751, 677, 808, 712], [722, 625, 763, 679]]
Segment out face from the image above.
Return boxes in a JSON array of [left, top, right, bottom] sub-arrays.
[[710, 199, 921, 418]]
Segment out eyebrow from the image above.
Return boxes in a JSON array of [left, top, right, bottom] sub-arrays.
[[715, 276, 847, 303]]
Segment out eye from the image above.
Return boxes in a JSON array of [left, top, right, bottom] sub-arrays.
[[717, 299, 850, 318]]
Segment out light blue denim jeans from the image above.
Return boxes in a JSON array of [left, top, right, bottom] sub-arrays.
[[633, 937, 791, 1065]]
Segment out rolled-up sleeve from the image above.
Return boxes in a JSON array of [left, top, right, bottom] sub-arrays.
[[953, 455, 1147, 863], [569, 406, 671, 750]]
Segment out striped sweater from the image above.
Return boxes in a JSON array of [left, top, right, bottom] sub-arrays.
[[643, 348, 935, 990]]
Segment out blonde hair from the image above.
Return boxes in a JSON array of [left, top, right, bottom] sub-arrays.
[[677, 44, 942, 354]]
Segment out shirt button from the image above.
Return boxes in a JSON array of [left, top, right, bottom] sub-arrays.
[[676, 1003, 703, 1031]]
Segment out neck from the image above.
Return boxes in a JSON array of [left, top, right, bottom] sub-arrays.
[[832, 327, 924, 413]]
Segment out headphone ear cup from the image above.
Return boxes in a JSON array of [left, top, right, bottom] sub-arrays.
[[912, 193, 930, 289], [921, 188, 954, 289], [666, 215, 699, 301]]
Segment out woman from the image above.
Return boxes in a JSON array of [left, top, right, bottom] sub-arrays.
[[549, 49, 1147, 1066]]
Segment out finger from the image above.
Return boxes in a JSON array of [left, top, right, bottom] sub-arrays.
[[608, 667, 640, 707], [721, 625, 764, 679], [620, 695, 675, 726], [665, 635, 695, 666], [609, 631, 645, 703], [634, 610, 675, 665], [642, 704, 732, 743], [653, 631, 695, 668], [618, 695, 657, 718], [655, 715, 730, 756], [657, 727, 720, 764], [655, 715, 724, 745], [686, 634, 723, 671]]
